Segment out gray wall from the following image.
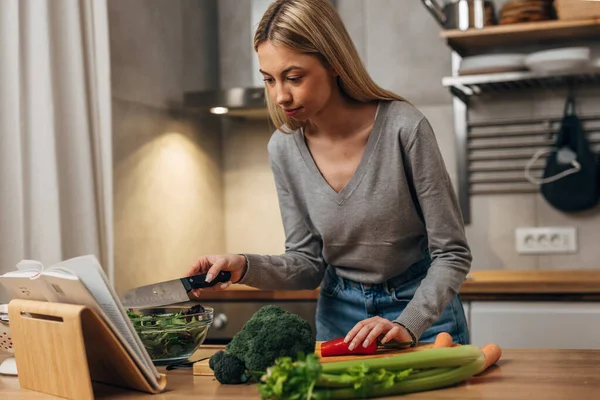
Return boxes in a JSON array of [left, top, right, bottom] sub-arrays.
[[218, 0, 254, 89], [108, 0, 225, 294]]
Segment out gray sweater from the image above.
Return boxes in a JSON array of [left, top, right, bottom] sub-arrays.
[[239, 100, 472, 340]]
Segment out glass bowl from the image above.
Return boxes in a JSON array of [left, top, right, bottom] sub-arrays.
[[126, 304, 213, 365]]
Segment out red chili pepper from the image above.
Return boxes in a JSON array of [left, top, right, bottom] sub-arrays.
[[320, 337, 378, 357]]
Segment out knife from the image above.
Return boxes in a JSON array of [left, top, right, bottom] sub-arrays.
[[120, 271, 232, 308]]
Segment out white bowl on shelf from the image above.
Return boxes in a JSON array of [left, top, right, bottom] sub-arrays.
[[459, 53, 527, 75], [525, 47, 591, 74], [0, 304, 17, 376]]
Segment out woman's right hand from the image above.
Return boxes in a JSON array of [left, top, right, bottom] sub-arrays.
[[186, 254, 247, 296]]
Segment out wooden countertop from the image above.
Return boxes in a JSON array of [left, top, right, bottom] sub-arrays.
[[2, 348, 600, 399], [195, 270, 600, 302], [460, 269, 600, 301]]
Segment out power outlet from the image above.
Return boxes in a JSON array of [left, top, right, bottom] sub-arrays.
[[515, 227, 577, 254]]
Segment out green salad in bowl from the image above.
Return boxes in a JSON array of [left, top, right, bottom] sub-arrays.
[[127, 304, 213, 365]]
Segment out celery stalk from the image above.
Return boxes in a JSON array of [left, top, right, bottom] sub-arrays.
[[403, 367, 454, 380], [315, 355, 485, 400], [321, 345, 483, 374], [373, 355, 484, 396], [259, 346, 485, 400], [316, 373, 361, 388]]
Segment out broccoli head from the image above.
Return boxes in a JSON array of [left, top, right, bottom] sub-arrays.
[[209, 305, 315, 384], [210, 350, 249, 384], [208, 349, 223, 370]]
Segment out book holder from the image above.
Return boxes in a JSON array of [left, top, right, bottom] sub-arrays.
[[7, 299, 167, 399]]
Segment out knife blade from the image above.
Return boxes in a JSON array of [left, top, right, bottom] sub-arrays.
[[120, 271, 231, 308]]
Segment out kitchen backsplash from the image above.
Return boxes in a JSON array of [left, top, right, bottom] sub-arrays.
[[466, 88, 600, 270], [111, 98, 225, 295], [222, 118, 286, 255]]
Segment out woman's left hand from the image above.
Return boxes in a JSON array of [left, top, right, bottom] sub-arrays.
[[344, 316, 413, 351]]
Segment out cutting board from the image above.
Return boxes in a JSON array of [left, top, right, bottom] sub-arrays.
[[193, 342, 434, 376]]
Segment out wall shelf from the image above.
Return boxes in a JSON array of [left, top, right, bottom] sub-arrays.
[[441, 18, 600, 55], [443, 68, 600, 103], [441, 18, 600, 224]]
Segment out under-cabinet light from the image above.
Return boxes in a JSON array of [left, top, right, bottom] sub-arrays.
[[210, 107, 229, 115]]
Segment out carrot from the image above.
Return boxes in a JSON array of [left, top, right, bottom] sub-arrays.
[[479, 343, 502, 373], [432, 332, 453, 348]]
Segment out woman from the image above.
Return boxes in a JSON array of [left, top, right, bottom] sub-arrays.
[[187, 0, 471, 350]]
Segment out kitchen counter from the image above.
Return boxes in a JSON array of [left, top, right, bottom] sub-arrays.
[[460, 269, 600, 301], [197, 270, 600, 301], [2, 349, 600, 399]]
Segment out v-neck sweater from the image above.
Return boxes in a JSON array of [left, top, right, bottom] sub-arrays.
[[239, 100, 472, 340]]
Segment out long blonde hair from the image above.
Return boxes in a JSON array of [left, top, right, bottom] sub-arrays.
[[254, 0, 407, 133]]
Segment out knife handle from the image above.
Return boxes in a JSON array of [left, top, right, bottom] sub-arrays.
[[180, 271, 232, 291]]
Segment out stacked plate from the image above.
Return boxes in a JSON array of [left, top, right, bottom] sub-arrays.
[[459, 53, 527, 75], [459, 47, 593, 76], [524, 47, 591, 74]]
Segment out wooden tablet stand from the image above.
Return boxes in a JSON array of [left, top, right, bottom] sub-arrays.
[[7, 299, 167, 399]]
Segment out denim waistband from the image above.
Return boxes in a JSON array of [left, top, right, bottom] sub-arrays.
[[332, 252, 431, 294]]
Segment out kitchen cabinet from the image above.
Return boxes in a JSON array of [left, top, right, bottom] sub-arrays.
[[461, 271, 600, 348], [468, 301, 600, 349]]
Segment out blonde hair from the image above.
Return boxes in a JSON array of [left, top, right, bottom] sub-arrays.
[[254, 0, 407, 133]]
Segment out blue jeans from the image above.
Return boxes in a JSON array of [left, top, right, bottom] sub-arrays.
[[316, 254, 470, 344]]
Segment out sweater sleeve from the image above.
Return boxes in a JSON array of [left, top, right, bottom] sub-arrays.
[[237, 157, 327, 290], [394, 116, 472, 341]]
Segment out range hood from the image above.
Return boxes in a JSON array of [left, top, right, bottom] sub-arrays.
[[184, 87, 269, 119], [183, 0, 274, 119], [184, 0, 337, 119]]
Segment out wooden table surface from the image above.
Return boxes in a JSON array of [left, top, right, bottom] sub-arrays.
[[2, 348, 600, 399]]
